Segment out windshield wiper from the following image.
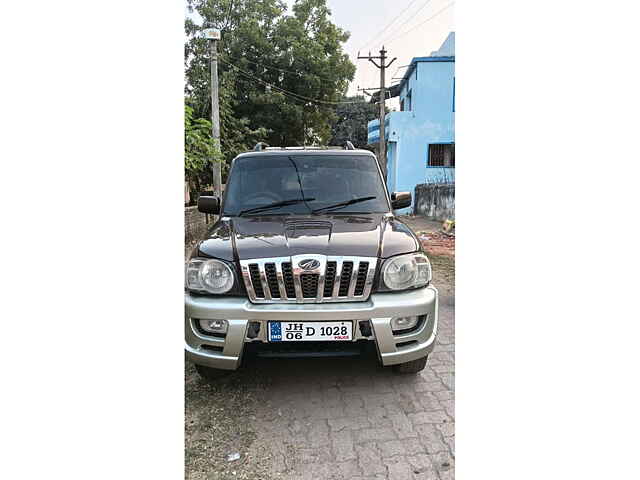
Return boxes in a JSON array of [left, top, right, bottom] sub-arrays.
[[311, 196, 377, 214], [238, 198, 316, 216]]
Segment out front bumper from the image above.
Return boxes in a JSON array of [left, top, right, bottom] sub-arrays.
[[185, 285, 438, 370]]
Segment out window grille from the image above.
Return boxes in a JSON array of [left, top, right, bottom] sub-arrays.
[[428, 143, 455, 167]]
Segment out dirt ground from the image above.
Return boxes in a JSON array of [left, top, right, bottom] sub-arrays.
[[399, 215, 455, 297], [185, 215, 455, 479]]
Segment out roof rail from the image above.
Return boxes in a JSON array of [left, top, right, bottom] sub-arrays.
[[250, 143, 359, 152]]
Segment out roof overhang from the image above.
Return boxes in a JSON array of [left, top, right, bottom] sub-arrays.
[[396, 56, 455, 92]]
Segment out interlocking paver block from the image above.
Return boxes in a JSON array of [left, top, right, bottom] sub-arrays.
[[333, 460, 360, 478], [407, 453, 436, 472], [408, 410, 450, 426], [389, 413, 418, 438], [415, 424, 448, 454], [331, 429, 356, 462], [440, 399, 454, 418], [307, 419, 330, 448], [436, 423, 454, 437], [328, 416, 370, 432], [434, 390, 454, 401], [378, 438, 425, 457], [354, 427, 397, 443], [356, 443, 386, 476], [362, 392, 398, 408], [414, 379, 441, 392], [384, 456, 414, 480]]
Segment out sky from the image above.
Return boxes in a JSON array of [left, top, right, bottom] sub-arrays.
[[187, 0, 455, 110]]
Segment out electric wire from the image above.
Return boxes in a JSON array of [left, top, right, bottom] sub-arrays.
[[357, 0, 423, 52], [230, 56, 336, 83], [384, 2, 455, 45], [219, 57, 363, 106], [377, 0, 434, 47]]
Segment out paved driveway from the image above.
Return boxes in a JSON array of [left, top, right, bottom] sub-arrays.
[[251, 295, 455, 480]]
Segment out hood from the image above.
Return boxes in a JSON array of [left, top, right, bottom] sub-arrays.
[[196, 214, 419, 261]]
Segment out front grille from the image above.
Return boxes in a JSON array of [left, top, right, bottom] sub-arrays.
[[240, 256, 377, 304], [264, 263, 280, 298], [248, 264, 264, 298], [281, 262, 296, 298], [355, 262, 369, 296], [300, 273, 319, 298], [338, 261, 353, 297], [323, 261, 337, 297]]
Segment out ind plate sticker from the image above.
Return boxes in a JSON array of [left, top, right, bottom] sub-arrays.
[[269, 322, 283, 342]]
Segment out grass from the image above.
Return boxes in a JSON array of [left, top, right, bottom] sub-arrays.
[[185, 363, 274, 480]]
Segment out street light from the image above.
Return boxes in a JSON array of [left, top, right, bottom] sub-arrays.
[[202, 28, 220, 41], [203, 28, 221, 218]]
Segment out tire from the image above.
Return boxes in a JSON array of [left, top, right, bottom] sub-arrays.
[[392, 355, 428, 374], [194, 363, 229, 381]]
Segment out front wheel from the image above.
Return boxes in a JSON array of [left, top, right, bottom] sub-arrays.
[[392, 355, 428, 374]]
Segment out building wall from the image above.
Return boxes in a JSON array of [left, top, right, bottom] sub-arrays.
[[384, 59, 455, 213], [414, 183, 455, 221], [367, 48, 455, 213], [185, 206, 210, 247]]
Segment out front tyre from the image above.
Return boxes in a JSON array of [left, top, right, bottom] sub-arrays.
[[392, 355, 428, 374]]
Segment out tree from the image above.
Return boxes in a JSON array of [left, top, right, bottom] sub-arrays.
[[328, 96, 379, 149], [185, 0, 355, 163], [184, 104, 221, 199]]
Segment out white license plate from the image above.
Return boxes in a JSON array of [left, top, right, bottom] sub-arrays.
[[268, 321, 352, 342]]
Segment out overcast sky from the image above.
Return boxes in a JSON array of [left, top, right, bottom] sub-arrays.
[[187, 0, 454, 110]]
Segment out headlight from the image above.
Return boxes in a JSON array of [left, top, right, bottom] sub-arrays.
[[382, 253, 432, 291], [185, 258, 234, 294]]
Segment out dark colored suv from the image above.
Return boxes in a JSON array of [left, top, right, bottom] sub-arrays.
[[185, 145, 438, 378]]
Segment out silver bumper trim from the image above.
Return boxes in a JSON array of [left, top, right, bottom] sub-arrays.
[[185, 286, 438, 369]]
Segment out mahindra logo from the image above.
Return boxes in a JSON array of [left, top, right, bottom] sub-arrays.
[[298, 259, 321, 271]]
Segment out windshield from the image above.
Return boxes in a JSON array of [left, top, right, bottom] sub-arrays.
[[222, 155, 390, 216]]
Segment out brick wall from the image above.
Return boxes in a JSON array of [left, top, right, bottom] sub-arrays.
[[185, 206, 211, 246], [414, 184, 455, 221]]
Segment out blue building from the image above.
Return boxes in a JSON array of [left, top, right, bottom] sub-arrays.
[[368, 33, 455, 214]]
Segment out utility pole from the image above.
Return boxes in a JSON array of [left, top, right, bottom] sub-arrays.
[[358, 46, 396, 180], [204, 28, 222, 211]]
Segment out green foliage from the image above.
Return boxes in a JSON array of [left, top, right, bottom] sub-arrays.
[[185, 0, 355, 169], [184, 104, 221, 196], [328, 96, 379, 149]]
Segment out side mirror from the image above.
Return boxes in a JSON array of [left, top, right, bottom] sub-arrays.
[[391, 191, 412, 209], [197, 196, 220, 214]]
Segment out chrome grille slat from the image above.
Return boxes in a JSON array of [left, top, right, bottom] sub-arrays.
[[240, 256, 377, 304], [332, 259, 343, 299], [338, 262, 353, 297], [347, 260, 360, 298], [257, 260, 272, 300], [323, 261, 337, 298], [354, 262, 369, 296], [274, 262, 288, 299]]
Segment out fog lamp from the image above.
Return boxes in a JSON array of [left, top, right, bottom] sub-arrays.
[[198, 319, 228, 334], [391, 316, 419, 332]]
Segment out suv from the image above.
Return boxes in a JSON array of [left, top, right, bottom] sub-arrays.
[[185, 144, 438, 378]]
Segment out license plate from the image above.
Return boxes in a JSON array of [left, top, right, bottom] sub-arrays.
[[268, 321, 352, 342]]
